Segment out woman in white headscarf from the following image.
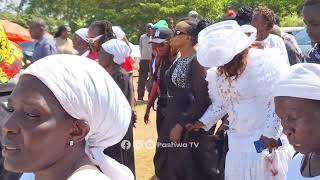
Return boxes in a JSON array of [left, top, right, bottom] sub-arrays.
[[99, 39, 136, 177], [2, 54, 134, 180], [190, 20, 294, 180], [73, 28, 89, 56], [274, 63, 320, 179]]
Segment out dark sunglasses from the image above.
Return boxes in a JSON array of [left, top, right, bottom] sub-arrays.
[[174, 30, 187, 36]]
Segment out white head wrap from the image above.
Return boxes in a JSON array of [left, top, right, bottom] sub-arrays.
[[20, 55, 134, 180], [112, 26, 126, 40], [75, 28, 88, 41], [197, 20, 257, 68], [274, 63, 320, 100], [101, 39, 130, 65]]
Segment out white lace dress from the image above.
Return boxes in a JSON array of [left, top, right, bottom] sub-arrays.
[[200, 48, 294, 180]]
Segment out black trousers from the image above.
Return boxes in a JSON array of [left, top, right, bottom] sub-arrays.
[[137, 60, 150, 100]]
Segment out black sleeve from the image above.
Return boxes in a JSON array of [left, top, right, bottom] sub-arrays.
[[178, 58, 211, 127]]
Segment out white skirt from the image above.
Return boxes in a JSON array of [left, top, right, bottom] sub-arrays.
[[225, 134, 294, 180]]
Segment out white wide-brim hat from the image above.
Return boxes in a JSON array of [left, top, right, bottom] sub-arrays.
[[197, 20, 257, 68]]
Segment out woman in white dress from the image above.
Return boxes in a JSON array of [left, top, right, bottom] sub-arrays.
[[2, 55, 134, 180], [274, 63, 320, 179], [191, 20, 294, 180]]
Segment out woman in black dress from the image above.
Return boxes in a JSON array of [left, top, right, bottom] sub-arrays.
[[154, 19, 218, 180], [99, 39, 136, 178], [144, 27, 176, 131]]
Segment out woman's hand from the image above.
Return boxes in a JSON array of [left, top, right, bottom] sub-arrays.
[[185, 121, 205, 132], [215, 123, 229, 137], [144, 108, 150, 125], [170, 124, 184, 143], [260, 135, 280, 150], [132, 110, 137, 128]]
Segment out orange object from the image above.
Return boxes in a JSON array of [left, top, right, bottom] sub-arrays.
[[0, 20, 33, 42]]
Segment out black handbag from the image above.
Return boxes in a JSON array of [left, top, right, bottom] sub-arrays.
[[183, 127, 228, 180]]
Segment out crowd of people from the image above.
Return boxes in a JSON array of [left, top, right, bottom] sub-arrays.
[[0, 0, 320, 180]]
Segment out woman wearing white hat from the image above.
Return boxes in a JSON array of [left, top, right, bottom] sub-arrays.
[[99, 39, 136, 177], [274, 63, 320, 179], [73, 28, 89, 56], [3, 54, 134, 180], [192, 20, 294, 180]]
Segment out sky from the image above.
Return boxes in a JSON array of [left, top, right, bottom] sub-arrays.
[[0, 0, 20, 11]]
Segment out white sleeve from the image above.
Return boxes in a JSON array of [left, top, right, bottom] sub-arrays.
[[19, 173, 35, 180], [263, 100, 282, 138], [199, 103, 226, 131]]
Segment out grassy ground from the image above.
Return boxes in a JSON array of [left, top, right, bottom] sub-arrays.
[[132, 75, 157, 180]]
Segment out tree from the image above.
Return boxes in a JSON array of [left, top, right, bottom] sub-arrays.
[[1, 0, 305, 43]]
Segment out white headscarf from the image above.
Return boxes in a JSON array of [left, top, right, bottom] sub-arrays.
[[101, 39, 130, 65], [274, 63, 320, 100], [75, 28, 88, 41], [20, 54, 134, 180], [197, 20, 256, 68], [112, 26, 126, 40]]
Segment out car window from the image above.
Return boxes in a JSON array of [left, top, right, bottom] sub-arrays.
[[295, 29, 311, 45]]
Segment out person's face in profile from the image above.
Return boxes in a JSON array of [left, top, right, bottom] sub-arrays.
[[1, 75, 76, 173], [87, 26, 104, 52], [73, 34, 88, 53], [29, 24, 44, 40], [98, 49, 114, 69], [275, 96, 320, 155], [170, 21, 193, 50], [303, 4, 320, 43]]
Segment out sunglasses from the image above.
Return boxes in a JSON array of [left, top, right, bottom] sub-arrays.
[[86, 34, 103, 44], [174, 30, 187, 36]]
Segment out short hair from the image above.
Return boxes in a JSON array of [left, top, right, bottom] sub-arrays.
[[304, 0, 320, 6], [30, 18, 48, 30], [253, 6, 276, 30]]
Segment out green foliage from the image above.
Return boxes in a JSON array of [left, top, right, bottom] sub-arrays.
[[1, 0, 305, 43], [281, 14, 304, 27]]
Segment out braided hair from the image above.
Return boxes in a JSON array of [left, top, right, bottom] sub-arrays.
[[235, 7, 253, 26], [89, 20, 116, 43], [183, 18, 214, 45]]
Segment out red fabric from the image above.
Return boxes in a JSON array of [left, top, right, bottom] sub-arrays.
[[86, 52, 99, 61], [121, 56, 134, 73], [227, 10, 236, 17]]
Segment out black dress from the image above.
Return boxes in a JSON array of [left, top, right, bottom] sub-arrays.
[[103, 67, 136, 178], [152, 56, 171, 135], [154, 54, 215, 180]]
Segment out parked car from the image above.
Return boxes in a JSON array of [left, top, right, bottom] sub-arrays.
[[294, 29, 313, 57], [17, 41, 35, 61], [281, 27, 304, 35]]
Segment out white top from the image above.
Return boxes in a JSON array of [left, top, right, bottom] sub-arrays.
[[200, 48, 289, 142], [263, 34, 290, 65], [287, 153, 320, 180], [20, 169, 110, 180], [139, 34, 152, 60]]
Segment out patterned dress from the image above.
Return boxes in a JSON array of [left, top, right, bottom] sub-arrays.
[[155, 54, 217, 180]]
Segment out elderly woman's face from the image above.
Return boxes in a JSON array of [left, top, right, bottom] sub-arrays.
[[275, 96, 320, 154], [73, 35, 88, 53], [98, 49, 113, 69], [1, 75, 75, 172]]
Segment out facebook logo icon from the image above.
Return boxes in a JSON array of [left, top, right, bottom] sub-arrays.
[[121, 140, 132, 150]]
